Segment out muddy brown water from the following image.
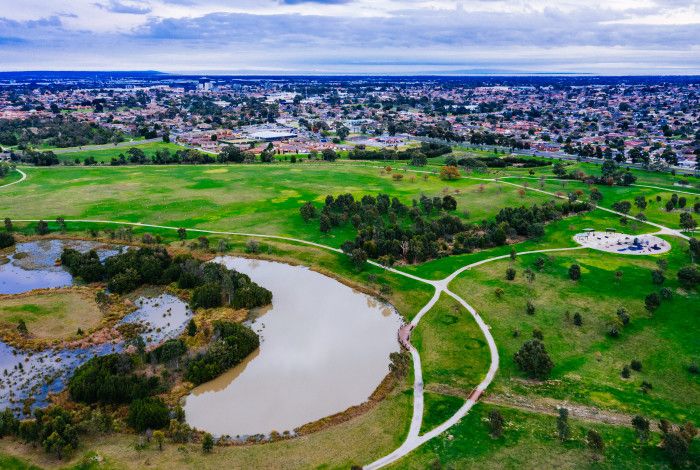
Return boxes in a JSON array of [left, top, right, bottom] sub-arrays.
[[183, 256, 403, 438]]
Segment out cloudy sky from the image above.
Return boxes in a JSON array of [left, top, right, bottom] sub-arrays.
[[0, 0, 699, 74]]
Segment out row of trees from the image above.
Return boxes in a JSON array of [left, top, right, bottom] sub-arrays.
[[0, 116, 124, 148]]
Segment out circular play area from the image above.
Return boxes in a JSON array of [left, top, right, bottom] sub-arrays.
[[573, 231, 671, 255]]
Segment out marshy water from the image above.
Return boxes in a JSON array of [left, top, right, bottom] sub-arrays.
[[184, 257, 403, 438], [0, 239, 122, 294], [0, 240, 192, 414]]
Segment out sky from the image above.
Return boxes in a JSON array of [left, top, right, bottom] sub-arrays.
[[0, 0, 699, 75]]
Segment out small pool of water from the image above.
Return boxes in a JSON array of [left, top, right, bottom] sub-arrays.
[[0, 293, 191, 414], [183, 257, 403, 438], [0, 239, 123, 294]]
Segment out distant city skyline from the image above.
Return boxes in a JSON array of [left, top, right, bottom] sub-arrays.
[[1, 0, 699, 75]]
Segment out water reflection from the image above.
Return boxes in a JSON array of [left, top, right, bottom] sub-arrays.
[[184, 257, 403, 438]]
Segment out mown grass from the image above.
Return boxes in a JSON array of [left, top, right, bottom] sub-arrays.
[[420, 392, 464, 435], [411, 293, 490, 392], [0, 163, 554, 249], [394, 404, 699, 469], [449, 239, 699, 423]]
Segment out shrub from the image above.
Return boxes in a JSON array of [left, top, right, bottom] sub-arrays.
[[514, 339, 554, 380], [568, 264, 581, 281], [505, 268, 516, 280], [525, 300, 536, 315], [630, 360, 642, 371], [677, 265, 699, 289], [644, 292, 660, 311], [185, 322, 259, 385], [128, 398, 170, 432], [0, 231, 14, 249], [68, 354, 160, 404]]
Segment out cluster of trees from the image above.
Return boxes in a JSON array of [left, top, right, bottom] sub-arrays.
[[347, 142, 451, 163], [304, 192, 590, 265], [108, 147, 216, 166], [0, 406, 80, 460], [457, 155, 551, 170], [60, 248, 272, 309], [18, 149, 60, 166], [68, 354, 162, 404], [0, 116, 124, 148], [552, 160, 637, 187], [185, 321, 260, 385], [0, 163, 11, 178]]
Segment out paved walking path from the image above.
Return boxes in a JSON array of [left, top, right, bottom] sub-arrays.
[[0, 168, 27, 190]]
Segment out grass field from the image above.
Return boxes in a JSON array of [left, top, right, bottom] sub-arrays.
[[0, 155, 697, 469], [0, 290, 102, 340], [449, 240, 699, 423], [0, 164, 556, 249], [395, 404, 699, 469], [57, 142, 186, 163]]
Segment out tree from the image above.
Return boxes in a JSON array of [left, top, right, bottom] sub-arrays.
[[439, 165, 460, 180], [557, 408, 570, 441], [187, 319, 197, 337], [680, 213, 697, 231], [319, 214, 331, 233], [127, 398, 170, 432], [505, 268, 516, 280], [488, 410, 504, 438], [662, 431, 690, 467], [16, 319, 28, 336], [153, 430, 165, 451], [514, 339, 554, 380], [525, 300, 536, 315], [677, 266, 699, 289], [644, 292, 660, 311], [300, 202, 317, 222], [350, 248, 367, 270], [202, 432, 214, 453], [0, 231, 14, 249], [632, 415, 650, 442], [177, 228, 187, 240], [3, 217, 12, 232], [651, 269, 665, 285], [322, 148, 337, 162], [587, 429, 604, 456], [36, 220, 49, 235], [442, 195, 457, 211], [569, 264, 581, 281]]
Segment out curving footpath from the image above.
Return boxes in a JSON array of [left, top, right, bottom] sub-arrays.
[[4, 165, 693, 468], [0, 168, 27, 190]]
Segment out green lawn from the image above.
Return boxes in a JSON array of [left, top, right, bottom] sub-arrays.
[[0, 163, 555, 249], [395, 404, 699, 469], [449, 239, 699, 423]]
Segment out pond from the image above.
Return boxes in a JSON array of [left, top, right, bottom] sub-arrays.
[[183, 257, 403, 438], [0, 291, 192, 414], [0, 239, 123, 294]]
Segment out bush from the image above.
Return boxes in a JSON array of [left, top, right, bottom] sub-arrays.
[[677, 265, 699, 289], [185, 322, 259, 385], [505, 268, 516, 280], [191, 283, 222, 309], [128, 398, 170, 432], [150, 339, 187, 364], [68, 354, 160, 404], [568, 264, 581, 281], [0, 231, 15, 249], [514, 339, 554, 380]]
